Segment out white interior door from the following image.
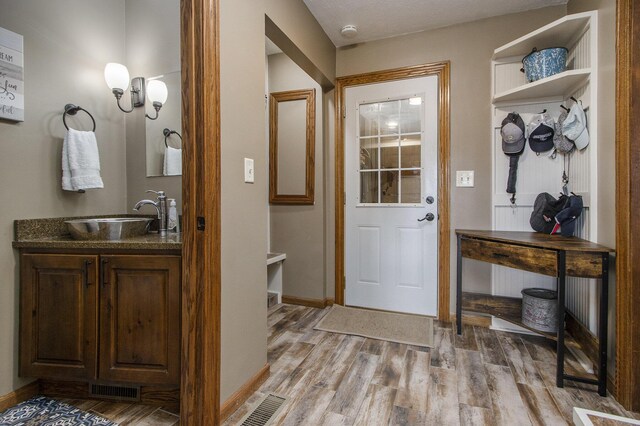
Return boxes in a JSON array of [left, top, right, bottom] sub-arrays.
[[345, 76, 439, 316]]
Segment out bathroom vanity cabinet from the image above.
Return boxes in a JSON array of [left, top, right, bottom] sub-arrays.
[[19, 252, 181, 386]]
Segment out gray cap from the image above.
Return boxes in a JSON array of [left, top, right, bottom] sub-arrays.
[[553, 110, 575, 154], [501, 112, 525, 155]]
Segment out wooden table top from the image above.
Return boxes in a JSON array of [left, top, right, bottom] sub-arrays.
[[456, 229, 614, 253]]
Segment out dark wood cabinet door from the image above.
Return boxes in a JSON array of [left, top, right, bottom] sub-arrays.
[[99, 255, 181, 385], [20, 254, 99, 380]]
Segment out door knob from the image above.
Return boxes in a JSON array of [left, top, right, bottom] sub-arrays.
[[418, 213, 435, 222]]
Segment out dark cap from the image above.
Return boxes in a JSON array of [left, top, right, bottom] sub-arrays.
[[528, 113, 555, 153], [554, 195, 583, 237], [501, 113, 525, 155]]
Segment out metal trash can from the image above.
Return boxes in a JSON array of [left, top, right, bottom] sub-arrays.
[[521, 288, 558, 333]]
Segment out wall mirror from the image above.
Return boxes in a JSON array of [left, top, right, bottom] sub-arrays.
[[145, 70, 182, 177], [269, 88, 316, 204]]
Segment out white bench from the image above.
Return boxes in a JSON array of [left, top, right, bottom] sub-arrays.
[[267, 252, 286, 304]]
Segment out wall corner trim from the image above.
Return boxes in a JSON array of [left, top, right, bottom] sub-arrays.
[[0, 381, 40, 412], [220, 363, 270, 422], [282, 295, 334, 309]]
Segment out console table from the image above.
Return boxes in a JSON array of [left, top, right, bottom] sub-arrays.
[[455, 229, 613, 396]]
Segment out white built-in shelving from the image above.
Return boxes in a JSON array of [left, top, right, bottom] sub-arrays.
[[490, 11, 599, 335], [493, 69, 591, 104]]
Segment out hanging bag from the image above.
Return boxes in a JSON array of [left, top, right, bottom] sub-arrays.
[[530, 192, 569, 234]]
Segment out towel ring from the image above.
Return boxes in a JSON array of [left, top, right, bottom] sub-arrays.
[[163, 128, 182, 148], [63, 104, 96, 132]]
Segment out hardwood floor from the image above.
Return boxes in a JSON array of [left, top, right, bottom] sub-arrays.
[[55, 398, 179, 425], [224, 304, 639, 426], [35, 303, 637, 425]]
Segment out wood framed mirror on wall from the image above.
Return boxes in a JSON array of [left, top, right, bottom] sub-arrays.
[[269, 88, 316, 205]]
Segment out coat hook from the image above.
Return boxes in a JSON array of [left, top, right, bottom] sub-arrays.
[[560, 105, 570, 112], [570, 96, 578, 103], [538, 108, 547, 114]]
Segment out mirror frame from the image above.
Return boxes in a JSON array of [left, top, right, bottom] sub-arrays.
[[269, 88, 316, 205]]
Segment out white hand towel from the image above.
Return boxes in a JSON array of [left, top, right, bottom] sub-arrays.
[[163, 146, 182, 176], [62, 128, 104, 191], [61, 133, 73, 191]]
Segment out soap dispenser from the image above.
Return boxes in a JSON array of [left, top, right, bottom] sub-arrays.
[[168, 199, 179, 233]]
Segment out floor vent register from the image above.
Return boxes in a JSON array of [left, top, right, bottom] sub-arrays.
[[239, 393, 286, 426]]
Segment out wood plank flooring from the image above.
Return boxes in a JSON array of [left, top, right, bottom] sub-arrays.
[[37, 303, 637, 425], [55, 399, 179, 425], [224, 304, 639, 426]]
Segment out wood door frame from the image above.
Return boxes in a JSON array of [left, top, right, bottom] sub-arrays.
[[335, 62, 451, 321], [180, 0, 221, 423], [615, 0, 640, 411]]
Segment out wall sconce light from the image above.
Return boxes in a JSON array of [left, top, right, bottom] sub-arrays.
[[104, 63, 168, 120]]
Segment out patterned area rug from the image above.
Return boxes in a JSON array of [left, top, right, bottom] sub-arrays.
[[0, 396, 116, 425]]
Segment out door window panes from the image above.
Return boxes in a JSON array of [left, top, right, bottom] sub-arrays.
[[360, 171, 379, 203], [381, 170, 399, 203], [380, 136, 399, 169], [401, 135, 421, 168], [359, 103, 379, 137], [358, 97, 424, 204], [360, 137, 378, 170], [401, 170, 421, 203]]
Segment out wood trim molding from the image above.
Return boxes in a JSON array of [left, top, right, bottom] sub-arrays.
[[180, 0, 221, 423], [269, 88, 316, 205], [449, 312, 492, 328], [334, 62, 452, 321], [282, 295, 334, 308], [0, 381, 39, 412], [220, 364, 270, 422], [615, 0, 640, 412]]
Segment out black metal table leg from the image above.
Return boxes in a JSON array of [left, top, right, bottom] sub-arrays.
[[598, 253, 609, 396], [556, 250, 566, 388], [456, 234, 463, 335]]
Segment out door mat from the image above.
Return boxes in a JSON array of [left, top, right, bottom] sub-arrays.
[[0, 396, 116, 425], [314, 305, 434, 347]]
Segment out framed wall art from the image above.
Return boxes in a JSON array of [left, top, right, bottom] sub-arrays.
[[0, 26, 24, 122]]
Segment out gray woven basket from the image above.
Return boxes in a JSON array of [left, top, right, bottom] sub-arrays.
[[521, 288, 558, 333]]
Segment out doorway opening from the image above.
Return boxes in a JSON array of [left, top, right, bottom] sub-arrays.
[[335, 62, 451, 320]]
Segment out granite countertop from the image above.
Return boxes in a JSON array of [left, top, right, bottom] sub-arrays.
[[13, 214, 181, 251]]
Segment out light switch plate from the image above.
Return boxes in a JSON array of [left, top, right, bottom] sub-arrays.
[[244, 158, 254, 183], [456, 170, 474, 187]]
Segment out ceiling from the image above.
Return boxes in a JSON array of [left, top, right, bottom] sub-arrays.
[[303, 0, 567, 47]]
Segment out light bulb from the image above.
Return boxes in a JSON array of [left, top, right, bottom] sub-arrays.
[[104, 63, 130, 91], [147, 80, 168, 105]]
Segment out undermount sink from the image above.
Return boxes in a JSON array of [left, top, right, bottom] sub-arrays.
[[65, 217, 154, 241]]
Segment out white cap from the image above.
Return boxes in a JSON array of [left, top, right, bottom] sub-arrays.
[[562, 102, 589, 150]]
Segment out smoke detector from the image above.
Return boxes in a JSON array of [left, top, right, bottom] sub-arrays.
[[341, 25, 358, 38]]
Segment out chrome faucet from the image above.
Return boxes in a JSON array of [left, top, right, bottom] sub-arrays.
[[133, 190, 168, 236]]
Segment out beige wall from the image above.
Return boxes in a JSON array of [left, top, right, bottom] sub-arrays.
[[125, 0, 182, 212], [336, 6, 567, 307], [567, 0, 617, 374], [219, 0, 335, 402], [268, 53, 325, 301], [0, 0, 127, 395]]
